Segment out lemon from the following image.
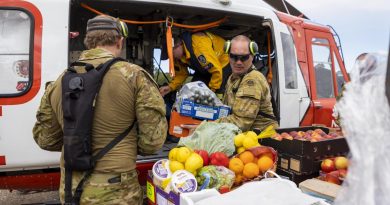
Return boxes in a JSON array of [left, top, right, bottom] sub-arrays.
[[246, 131, 258, 141], [234, 133, 246, 147], [237, 147, 246, 154], [169, 160, 184, 173], [176, 147, 192, 163], [169, 147, 180, 161], [243, 137, 258, 149], [185, 153, 203, 172]]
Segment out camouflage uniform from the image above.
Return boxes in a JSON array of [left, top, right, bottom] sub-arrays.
[[33, 48, 167, 205], [215, 65, 278, 131]]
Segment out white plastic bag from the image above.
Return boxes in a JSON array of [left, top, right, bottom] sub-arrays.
[[181, 171, 329, 205]]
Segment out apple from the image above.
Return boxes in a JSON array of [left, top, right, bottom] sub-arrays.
[[306, 130, 314, 135], [194, 150, 209, 166], [321, 159, 336, 173], [314, 128, 326, 136], [325, 173, 341, 185], [334, 156, 349, 170], [289, 131, 298, 137], [297, 131, 305, 137], [338, 169, 347, 178]]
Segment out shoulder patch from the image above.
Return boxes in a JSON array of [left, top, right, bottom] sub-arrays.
[[247, 80, 254, 86], [197, 55, 207, 65]]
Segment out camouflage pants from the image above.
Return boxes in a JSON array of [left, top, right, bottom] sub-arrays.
[[59, 169, 143, 205]]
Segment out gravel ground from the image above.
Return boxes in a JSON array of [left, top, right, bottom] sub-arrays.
[[0, 190, 59, 205]]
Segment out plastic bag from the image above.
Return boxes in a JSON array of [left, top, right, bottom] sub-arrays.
[[334, 53, 390, 205], [190, 172, 329, 205], [178, 121, 240, 156], [174, 81, 223, 111], [196, 166, 235, 191]]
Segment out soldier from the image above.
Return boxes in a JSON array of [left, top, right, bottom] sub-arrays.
[[159, 32, 230, 98], [32, 15, 167, 205], [214, 35, 278, 131]]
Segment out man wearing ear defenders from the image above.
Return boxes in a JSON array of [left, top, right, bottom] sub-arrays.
[[214, 35, 279, 131], [159, 31, 230, 97], [33, 15, 167, 205]]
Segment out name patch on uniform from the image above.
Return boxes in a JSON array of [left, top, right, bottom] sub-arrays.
[[197, 55, 207, 64], [247, 80, 254, 86]]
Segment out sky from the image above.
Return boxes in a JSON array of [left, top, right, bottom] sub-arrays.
[[154, 0, 390, 72], [288, 0, 390, 71]]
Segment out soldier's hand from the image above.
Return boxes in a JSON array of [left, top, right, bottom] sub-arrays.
[[159, 86, 171, 97]]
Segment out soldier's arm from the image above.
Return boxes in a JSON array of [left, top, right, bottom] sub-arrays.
[[32, 82, 63, 151], [136, 70, 168, 154], [194, 35, 223, 92], [215, 78, 262, 131], [168, 62, 189, 91]]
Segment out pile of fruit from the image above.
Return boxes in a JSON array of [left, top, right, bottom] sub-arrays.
[[234, 131, 261, 154], [229, 146, 276, 185], [271, 129, 340, 142], [319, 156, 349, 185]]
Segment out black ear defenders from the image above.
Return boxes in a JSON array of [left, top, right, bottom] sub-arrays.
[[223, 40, 259, 55], [87, 16, 128, 38]]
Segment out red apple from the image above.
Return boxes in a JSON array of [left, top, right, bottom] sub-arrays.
[[321, 159, 336, 173], [194, 150, 209, 166], [325, 173, 341, 185], [334, 156, 349, 170], [338, 169, 347, 178]]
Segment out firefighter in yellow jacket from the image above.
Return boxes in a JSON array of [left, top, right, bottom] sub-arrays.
[[159, 32, 230, 96], [215, 35, 279, 131], [32, 15, 167, 205]]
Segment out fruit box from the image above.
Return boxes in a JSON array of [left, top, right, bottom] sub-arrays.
[[276, 168, 319, 186], [259, 126, 349, 159], [178, 99, 231, 121], [169, 110, 202, 137], [146, 171, 181, 205], [278, 152, 322, 175]]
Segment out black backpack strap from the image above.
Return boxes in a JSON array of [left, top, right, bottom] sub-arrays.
[[64, 57, 127, 205], [71, 122, 136, 204]]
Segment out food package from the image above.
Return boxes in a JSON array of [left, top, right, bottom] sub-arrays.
[[196, 165, 235, 191], [174, 81, 223, 110]]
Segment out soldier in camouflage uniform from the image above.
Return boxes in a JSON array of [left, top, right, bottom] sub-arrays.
[[32, 15, 167, 205], [215, 35, 278, 131]]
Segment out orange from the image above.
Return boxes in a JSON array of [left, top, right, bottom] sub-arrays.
[[243, 162, 259, 179], [239, 151, 254, 164], [257, 155, 274, 173], [229, 158, 244, 174], [234, 174, 244, 185]]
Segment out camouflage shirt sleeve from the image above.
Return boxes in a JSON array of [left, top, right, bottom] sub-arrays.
[[32, 82, 63, 151], [135, 70, 168, 154], [215, 77, 262, 131]]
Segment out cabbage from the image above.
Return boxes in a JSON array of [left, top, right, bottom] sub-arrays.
[[178, 121, 240, 156]]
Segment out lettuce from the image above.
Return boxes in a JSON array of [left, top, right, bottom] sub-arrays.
[[178, 121, 240, 156]]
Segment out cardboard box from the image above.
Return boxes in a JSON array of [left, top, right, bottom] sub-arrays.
[[260, 126, 349, 159], [169, 110, 202, 138], [278, 152, 322, 175], [179, 99, 231, 121], [147, 172, 180, 205], [276, 168, 319, 186], [299, 178, 341, 202]]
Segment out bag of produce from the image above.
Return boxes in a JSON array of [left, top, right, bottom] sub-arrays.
[[174, 81, 223, 110], [178, 121, 240, 156], [196, 165, 235, 191]]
